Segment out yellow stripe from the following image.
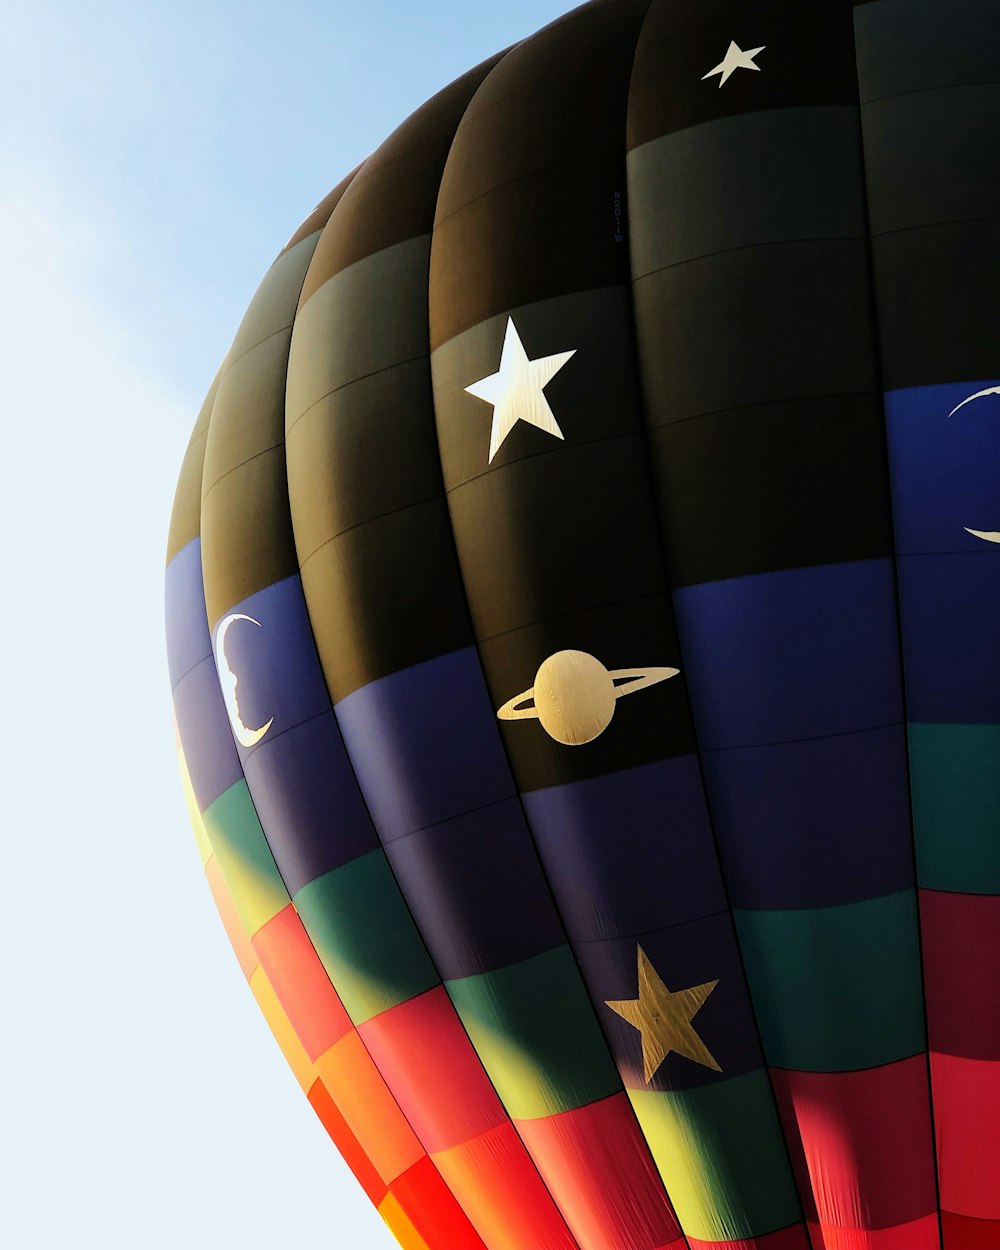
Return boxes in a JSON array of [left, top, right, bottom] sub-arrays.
[[249, 966, 316, 1093], [177, 743, 213, 867], [377, 1192, 431, 1250]]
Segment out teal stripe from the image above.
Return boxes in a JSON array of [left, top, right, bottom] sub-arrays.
[[446, 945, 621, 1119], [629, 1069, 801, 1242], [910, 722, 1000, 893], [736, 891, 926, 1070], [204, 780, 289, 937], [294, 850, 438, 1024]]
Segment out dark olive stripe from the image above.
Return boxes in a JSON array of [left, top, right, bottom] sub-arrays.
[[166, 370, 220, 564], [201, 231, 326, 627], [627, 0, 860, 152], [627, 0, 890, 588], [428, 0, 650, 350], [169, 179, 350, 569], [297, 56, 502, 307], [285, 32, 514, 700], [858, 12, 999, 391], [280, 168, 361, 256], [854, 0, 998, 103]]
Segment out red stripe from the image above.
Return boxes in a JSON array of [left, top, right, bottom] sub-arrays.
[[931, 1052, 1000, 1220], [307, 1078, 387, 1206], [771, 1058, 936, 1230], [920, 890, 1000, 1060], [432, 1120, 579, 1250], [805, 1215, 939, 1249], [941, 1210, 1000, 1249], [686, 1225, 811, 1250], [357, 986, 507, 1152], [388, 1155, 487, 1250], [514, 1093, 682, 1250], [251, 904, 352, 1059]]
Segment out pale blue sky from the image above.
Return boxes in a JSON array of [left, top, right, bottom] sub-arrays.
[[1, 3, 569, 1246]]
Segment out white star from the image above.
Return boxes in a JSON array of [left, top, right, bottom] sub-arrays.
[[702, 40, 765, 87], [465, 317, 577, 463]]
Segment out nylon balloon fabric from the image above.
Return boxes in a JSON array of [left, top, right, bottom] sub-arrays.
[[165, 2, 1000, 1248]]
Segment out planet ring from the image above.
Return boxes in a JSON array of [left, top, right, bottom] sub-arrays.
[[497, 666, 679, 721]]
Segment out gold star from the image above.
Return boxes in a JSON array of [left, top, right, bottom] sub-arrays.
[[606, 946, 721, 1082]]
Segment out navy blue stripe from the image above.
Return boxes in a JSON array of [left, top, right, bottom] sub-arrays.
[[672, 559, 902, 750], [884, 380, 1000, 556], [522, 757, 726, 943], [211, 575, 380, 892], [899, 551, 1000, 723], [165, 538, 210, 690], [703, 724, 914, 910]]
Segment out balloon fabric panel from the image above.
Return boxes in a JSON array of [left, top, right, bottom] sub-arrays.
[[429, 0, 795, 1239], [855, 0, 1000, 1239], [178, 730, 482, 1242], [166, 0, 1000, 1246], [286, 8, 695, 1243], [200, 240, 585, 1250], [165, 201, 568, 1243]]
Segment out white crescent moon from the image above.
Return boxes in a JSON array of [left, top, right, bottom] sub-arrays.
[[947, 385, 1000, 417], [214, 613, 274, 747], [948, 385, 1000, 544]]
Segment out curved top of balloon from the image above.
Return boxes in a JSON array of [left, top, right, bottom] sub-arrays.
[[166, 1, 1000, 1248]]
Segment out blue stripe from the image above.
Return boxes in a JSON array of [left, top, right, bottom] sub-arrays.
[[172, 655, 241, 812], [216, 575, 379, 892], [165, 538, 210, 689], [384, 796, 566, 980], [242, 713, 379, 895], [523, 757, 726, 943], [702, 724, 914, 909], [884, 378, 999, 555], [672, 559, 902, 750], [898, 550, 1000, 722], [213, 576, 330, 746], [334, 647, 517, 842]]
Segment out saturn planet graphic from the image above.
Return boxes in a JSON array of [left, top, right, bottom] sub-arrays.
[[497, 649, 680, 746]]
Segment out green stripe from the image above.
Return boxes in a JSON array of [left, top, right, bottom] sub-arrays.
[[293, 851, 438, 1025], [629, 1069, 801, 1242], [735, 891, 925, 1070], [203, 780, 289, 937], [910, 722, 1000, 894], [446, 946, 621, 1120]]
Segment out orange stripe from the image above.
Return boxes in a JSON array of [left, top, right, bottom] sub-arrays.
[[314, 1031, 425, 1185], [388, 1156, 486, 1250], [432, 1120, 577, 1250], [307, 1078, 387, 1207]]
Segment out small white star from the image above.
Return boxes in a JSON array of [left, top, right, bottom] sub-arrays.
[[465, 317, 577, 463], [702, 40, 765, 87]]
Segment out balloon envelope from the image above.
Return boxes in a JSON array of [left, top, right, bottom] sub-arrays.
[[166, 1, 1000, 1247]]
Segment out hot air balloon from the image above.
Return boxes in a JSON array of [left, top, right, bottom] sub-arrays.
[[165, 1, 1000, 1247]]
